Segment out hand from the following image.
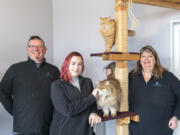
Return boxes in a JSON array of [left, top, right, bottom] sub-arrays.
[[89, 113, 102, 127], [92, 88, 99, 98], [168, 116, 178, 130]]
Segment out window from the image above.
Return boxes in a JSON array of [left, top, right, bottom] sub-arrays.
[[170, 21, 180, 79]]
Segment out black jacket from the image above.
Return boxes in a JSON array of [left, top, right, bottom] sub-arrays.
[[50, 76, 97, 135], [129, 71, 180, 135], [0, 58, 60, 133]]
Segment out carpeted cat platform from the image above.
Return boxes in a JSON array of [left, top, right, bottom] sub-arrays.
[[98, 111, 139, 122]]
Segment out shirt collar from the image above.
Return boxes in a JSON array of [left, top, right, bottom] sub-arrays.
[[27, 57, 46, 66]]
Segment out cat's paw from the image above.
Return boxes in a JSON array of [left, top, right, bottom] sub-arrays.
[[103, 112, 109, 117], [111, 112, 117, 117]]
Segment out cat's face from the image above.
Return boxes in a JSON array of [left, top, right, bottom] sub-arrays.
[[96, 80, 113, 96], [99, 17, 115, 35]]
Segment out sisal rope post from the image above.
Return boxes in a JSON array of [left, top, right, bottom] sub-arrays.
[[115, 0, 129, 135]]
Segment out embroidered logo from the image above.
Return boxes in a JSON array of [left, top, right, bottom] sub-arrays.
[[45, 72, 52, 77], [152, 81, 163, 87]]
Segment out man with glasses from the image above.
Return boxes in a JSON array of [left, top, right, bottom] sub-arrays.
[[0, 36, 60, 135]]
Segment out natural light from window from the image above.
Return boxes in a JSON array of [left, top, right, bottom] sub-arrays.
[[171, 21, 180, 79]]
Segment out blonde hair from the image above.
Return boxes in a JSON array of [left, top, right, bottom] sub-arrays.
[[131, 45, 167, 78]]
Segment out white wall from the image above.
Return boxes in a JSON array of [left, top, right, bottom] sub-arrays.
[[1, 1, 180, 135], [128, 4, 180, 68], [52, 1, 180, 135], [0, 0, 53, 134]]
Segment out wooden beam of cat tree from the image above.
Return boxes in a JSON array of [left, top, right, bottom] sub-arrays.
[[90, 52, 140, 61], [131, 0, 180, 10], [114, 0, 129, 135], [102, 53, 139, 61]]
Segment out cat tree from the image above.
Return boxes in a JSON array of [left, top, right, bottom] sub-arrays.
[[114, 0, 136, 134], [91, 0, 139, 135]]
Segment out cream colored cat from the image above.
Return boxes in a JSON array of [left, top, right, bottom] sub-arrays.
[[96, 78, 121, 117]]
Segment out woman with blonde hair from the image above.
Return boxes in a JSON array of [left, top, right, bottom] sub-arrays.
[[129, 45, 180, 135]]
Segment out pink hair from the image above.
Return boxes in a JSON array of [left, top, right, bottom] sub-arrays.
[[60, 52, 84, 82]]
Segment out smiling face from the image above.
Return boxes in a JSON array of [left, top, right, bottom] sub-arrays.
[[69, 56, 83, 78], [26, 39, 47, 63], [140, 51, 155, 71]]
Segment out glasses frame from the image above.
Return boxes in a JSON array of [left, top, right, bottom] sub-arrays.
[[27, 45, 45, 49]]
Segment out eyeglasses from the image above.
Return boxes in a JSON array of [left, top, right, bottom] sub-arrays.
[[28, 45, 45, 49]]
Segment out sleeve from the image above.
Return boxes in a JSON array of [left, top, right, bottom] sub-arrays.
[[0, 66, 14, 115], [167, 72, 180, 119], [88, 79, 99, 114], [51, 81, 96, 117]]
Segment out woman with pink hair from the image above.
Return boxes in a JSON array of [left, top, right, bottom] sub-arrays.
[[50, 52, 101, 135]]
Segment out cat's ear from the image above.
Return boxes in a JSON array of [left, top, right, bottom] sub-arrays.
[[99, 17, 103, 20], [106, 81, 110, 85]]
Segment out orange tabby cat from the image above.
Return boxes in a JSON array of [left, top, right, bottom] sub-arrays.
[[99, 17, 116, 52]]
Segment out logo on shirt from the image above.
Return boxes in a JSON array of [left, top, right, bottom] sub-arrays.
[[45, 72, 52, 78], [152, 81, 163, 87]]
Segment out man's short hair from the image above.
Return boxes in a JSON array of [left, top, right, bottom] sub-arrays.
[[28, 36, 45, 46]]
